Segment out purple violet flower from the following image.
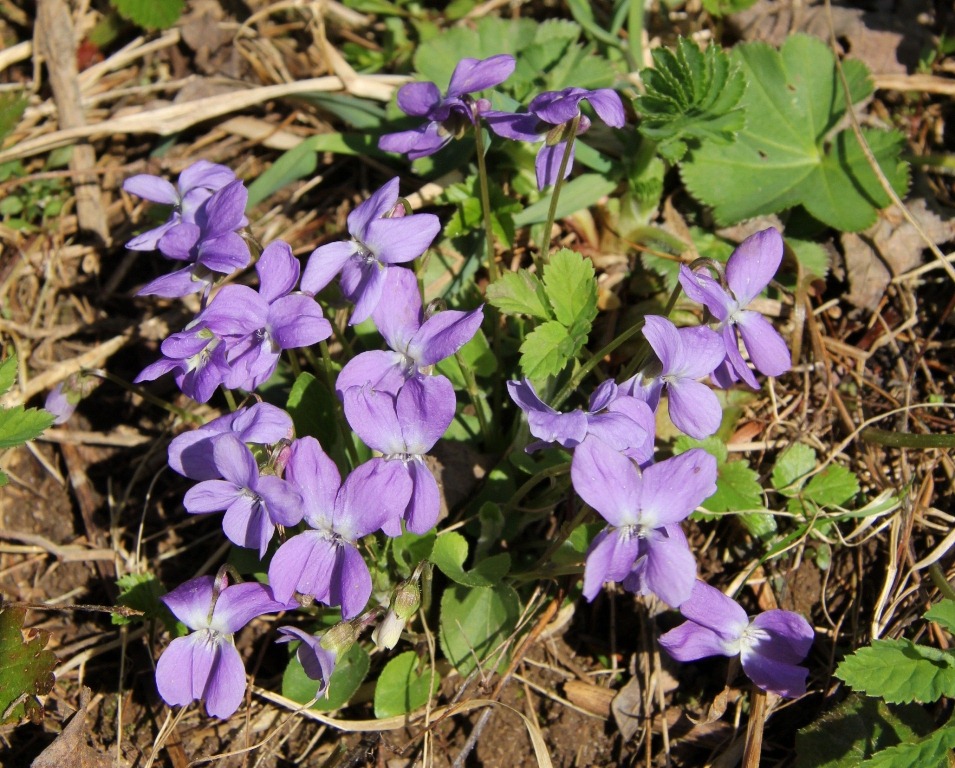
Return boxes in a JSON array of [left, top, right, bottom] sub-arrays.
[[138, 179, 252, 299], [658, 580, 813, 698], [379, 55, 516, 159], [342, 378, 454, 535], [155, 574, 287, 718], [678, 228, 791, 388], [268, 437, 411, 618], [485, 87, 625, 189], [183, 434, 304, 557], [571, 446, 717, 607], [168, 402, 293, 481], [124, 160, 237, 251], [221, 242, 332, 390], [619, 316, 725, 439], [301, 179, 440, 325], [335, 267, 484, 396], [135, 285, 261, 403], [276, 626, 338, 698], [508, 378, 655, 466]]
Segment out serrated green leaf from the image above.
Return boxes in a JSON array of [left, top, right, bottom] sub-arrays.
[[542, 249, 598, 329], [673, 435, 729, 463], [486, 270, 552, 320], [392, 529, 436, 578], [431, 532, 510, 587], [112, 573, 182, 634], [373, 650, 440, 718], [0, 608, 57, 724], [0, 356, 16, 397], [708, 460, 765, 512], [681, 35, 909, 231], [858, 721, 955, 768], [110, 0, 184, 30], [804, 465, 860, 507], [789, 238, 830, 281], [282, 641, 369, 711], [772, 443, 817, 494], [635, 37, 746, 160], [795, 694, 934, 768], [439, 584, 520, 676], [835, 639, 955, 704], [925, 600, 955, 636], [520, 320, 576, 379], [0, 405, 54, 448]]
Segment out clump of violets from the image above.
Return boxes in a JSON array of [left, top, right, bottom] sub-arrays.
[[679, 228, 791, 388], [486, 87, 625, 189], [301, 178, 440, 325], [155, 573, 288, 718], [379, 55, 516, 159], [659, 580, 814, 698]]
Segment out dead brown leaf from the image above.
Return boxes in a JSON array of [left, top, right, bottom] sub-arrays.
[[30, 688, 114, 768]]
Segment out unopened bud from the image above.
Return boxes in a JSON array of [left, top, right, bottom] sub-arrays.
[[372, 609, 404, 650], [320, 619, 359, 657], [393, 581, 420, 621]]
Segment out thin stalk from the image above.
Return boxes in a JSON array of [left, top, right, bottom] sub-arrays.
[[319, 340, 360, 468], [473, 123, 499, 283], [222, 388, 238, 412], [627, 0, 644, 71], [929, 564, 955, 602], [88, 369, 201, 423], [538, 115, 581, 268], [552, 318, 646, 410], [503, 461, 571, 514], [618, 279, 684, 382], [454, 350, 492, 448], [861, 428, 955, 449]]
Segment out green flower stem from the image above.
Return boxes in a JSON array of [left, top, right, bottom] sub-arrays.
[[318, 340, 360, 468], [538, 115, 581, 269], [473, 124, 499, 283], [222, 388, 238, 412], [617, 279, 684, 382], [287, 349, 302, 379], [627, 0, 644, 72], [454, 350, 493, 448], [503, 461, 571, 514], [552, 317, 647, 410], [861, 428, 955, 449], [929, 564, 955, 603], [88, 369, 202, 423]]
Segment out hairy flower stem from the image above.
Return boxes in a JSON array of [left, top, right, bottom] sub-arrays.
[[617, 280, 684, 384], [89, 369, 201, 423], [552, 318, 647, 410], [455, 350, 493, 448], [473, 124, 499, 283], [861, 428, 955, 449], [537, 115, 580, 269], [317, 340, 360, 468]]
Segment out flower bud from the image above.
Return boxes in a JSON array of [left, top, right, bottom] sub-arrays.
[[393, 581, 421, 621], [372, 609, 404, 650], [372, 581, 421, 650], [320, 619, 359, 658]]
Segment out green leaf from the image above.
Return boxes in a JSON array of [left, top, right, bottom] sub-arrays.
[[709, 460, 765, 511], [0, 355, 16, 397], [486, 270, 552, 320], [795, 694, 935, 768], [392, 530, 436, 578], [0, 92, 26, 144], [835, 638, 955, 704], [431, 532, 510, 587], [925, 600, 955, 636], [772, 443, 817, 495], [513, 174, 618, 226], [0, 405, 54, 448], [246, 134, 377, 208], [858, 722, 955, 768], [373, 650, 440, 717], [519, 320, 577, 379], [804, 465, 860, 508], [282, 641, 369, 711], [542, 249, 598, 329], [112, 573, 181, 634], [287, 372, 338, 447], [635, 37, 746, 161], [701, 0, 759, 16], [0, 607, 57, 724], [439, 584, 520, 676], [110, 0, 184, 30], [681, 35, 909, 231]]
